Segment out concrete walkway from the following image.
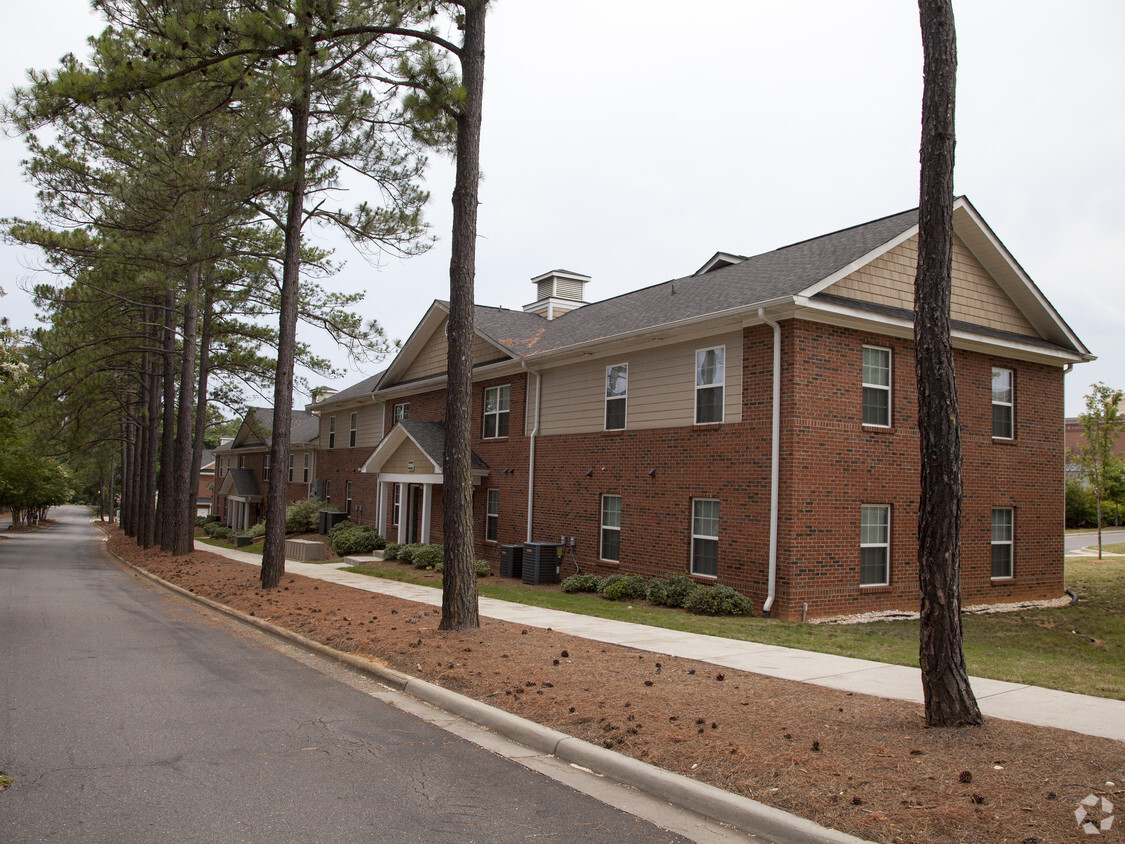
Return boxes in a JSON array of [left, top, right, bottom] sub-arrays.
[[197, 541, 1125, 744]]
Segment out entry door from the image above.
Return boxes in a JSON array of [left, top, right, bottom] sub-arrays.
[[409, 485, 423, 544]]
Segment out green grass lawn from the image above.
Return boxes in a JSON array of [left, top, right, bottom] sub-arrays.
[[344, 556, 1124, 700]]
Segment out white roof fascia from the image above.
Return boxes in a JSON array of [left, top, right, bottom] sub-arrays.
[[799, 225, 920, 299], [359, 424, 440, 475], [376, 301, 448, 391]]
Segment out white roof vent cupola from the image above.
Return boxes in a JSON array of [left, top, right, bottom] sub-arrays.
[[523, 269, 590, 320]]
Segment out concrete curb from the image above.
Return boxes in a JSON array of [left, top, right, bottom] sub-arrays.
[[106, 545, 868, 844]]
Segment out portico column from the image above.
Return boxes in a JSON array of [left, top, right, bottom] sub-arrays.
[[420, 483, 432, 544], [376, 481, 388, 538]]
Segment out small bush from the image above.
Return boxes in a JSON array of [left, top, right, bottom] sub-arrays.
[[332, 524, 384, 556], [329, 519, 355, 543], [285, 498, 336, 534], [397, 543, 424, 565], [601, 574, 648, 601], [561, 573, 604, 593], [475, 559, 492, 577], [248, 522, 266, 539], [195, 516, 207, 527], [647, 574, 699, 607], [683, 584, 754, 616], [383, 542, 401, 560], [412, 544, 444, 569]]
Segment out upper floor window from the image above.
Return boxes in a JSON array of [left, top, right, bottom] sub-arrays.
[[860, 504, 890, 586], [288, 454, 295, 483], [862, 346, 892, 427], [691, 498, 719, 576], [302, 452, 310, 483], [992, 368, 1014, 439], [393, 402, 410, 424], [239, 455, 246, 470], [264, 455, 270, 482], [485, 489, 499, 542], [349, 412, 358, 447], [695, 347, 725, 424], [328, 416, 336, 448], [483, 385, 510, 439], [601, 494, 621, 562], [605, 364, 628, 430], [991, 507, 1014, 578]]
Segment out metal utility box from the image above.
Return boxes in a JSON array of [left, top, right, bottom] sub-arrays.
[[319, 510, 349, 535], [522, 542, 562, 585], [499, 544, 524, 579]]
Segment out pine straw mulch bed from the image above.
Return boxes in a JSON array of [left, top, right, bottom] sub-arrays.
[[104, 529, 1123, 843]]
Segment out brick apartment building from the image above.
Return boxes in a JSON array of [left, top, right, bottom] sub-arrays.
[[212, 408, 319, 529], [305, 198, 1090, 620]]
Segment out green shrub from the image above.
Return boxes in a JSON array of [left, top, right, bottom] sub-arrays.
[[475, 559, 492, 577], [397, 543, 424, 565], [647, 574, 699, 607], [248, 522, 266, 539], [1066, 478, 1099, 529], [194, 516, 207, 528], [329, 519, 355, 543], [561, 572, 604, 593], [383, 542, 401, 560], [412, 544, 444, 569], [683, 584, 754, 616], [601, 574, 648, 601], [332, 524, 384, 556], [285, 498, 336, 534]]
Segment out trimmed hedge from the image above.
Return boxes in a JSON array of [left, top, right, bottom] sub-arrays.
[[332, 524, 384, 556], [683, 584, 754, 616], [601, 574, 648, 601], [561, 573, 604, 593], [647, 574, 698, 608], [383, 542, 401, 560], [412, 544, 444, 569]]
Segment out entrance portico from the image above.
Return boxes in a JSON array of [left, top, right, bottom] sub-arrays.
[[360, 419, 489, 545]]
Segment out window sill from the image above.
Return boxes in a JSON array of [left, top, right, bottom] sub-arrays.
[[990, 576, 1014, 584], [991, 437, 1018, 445], [859, 583, 892, 593], [482, 436, 509, 442], [862, 424, 894, 434], [689, 572, 718, 581], [599, 559, 621, 568], [692, 422, 724, 429]]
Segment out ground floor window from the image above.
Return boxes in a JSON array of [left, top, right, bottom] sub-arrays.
[[324, 479, 331, 504], [691, 498, 719, 576], [392, 484, 401, 526], [601, 494, 621, 561], [991, 507, 1014, 578], [860, 504, 890, 586], [485, 489, 499, 542], [345, 481, 353, 515]]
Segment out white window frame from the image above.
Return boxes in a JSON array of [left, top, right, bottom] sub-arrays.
[[264, 454, 270, 482], [393, 402, 410, 424], [690, 498, 719, 577], [992, 368, 1014, 439], [483, 385, 511, 439], [302, 452, 310, 483], [860, 504, 891, 586], [605, 364, 628, 431], [862, 346, 892, 428], [323, 479, 331, 504], [345, 481, 353, 515], [239, 455, 246, 469], [485, 489, 499, 543], [288, 454, 294, 483], [392, 484, 401, 526], [991, 507, 1014, 579], [694, 346, 725, 425], [600, 494, 622, 562], [349, 412, 358, 448], [328, 416, 336, 448]]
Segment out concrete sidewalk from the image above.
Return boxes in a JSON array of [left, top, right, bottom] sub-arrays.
[[197, 541, 1125, 744]]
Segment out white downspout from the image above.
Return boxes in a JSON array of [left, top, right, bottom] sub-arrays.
[[521, 361, 541, 543], [758, 308, 781, 617]]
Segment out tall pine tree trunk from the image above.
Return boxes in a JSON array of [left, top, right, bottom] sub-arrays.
[[261, 36, 313, 590], [157, 290, 177, 550], [171, 229, 203, 555], [915, 0, 982, 728], [187, 289, 214, 535], [439, 0, 488, 631]]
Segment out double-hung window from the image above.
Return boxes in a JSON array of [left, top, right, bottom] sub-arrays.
[[600, 495, 621, 562], [393, 402, 410, 424], [483, 385, 510, 438], [264, 455, 270, 482], [323, 479, 331, 503], [862, 346, 892, 427], [992, 368, 1014, 439], [345, 481, 353, 514], [349, 412, 357, 447], [302, 453, 310, 483], [695, 347, 725, 424], [288, 454, 295, 483], [485, 489, 499, 542], [691, 499, 719, 576], [991, 508, 1014, 578], [392, 485, 401, 526], [605, 364, 628, 430], [860, 504, 890, 586], [328, 416, 336, 448]]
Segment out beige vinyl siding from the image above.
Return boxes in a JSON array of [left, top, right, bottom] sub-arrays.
[[538, 332, 742, 435], [828, 235, 1037, 337], [402, 318, 511, 382], [355, 404, 383, 449], [379, 440, 434, 475]]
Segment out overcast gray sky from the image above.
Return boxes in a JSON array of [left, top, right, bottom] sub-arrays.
[[3, 1, 1122, 416]]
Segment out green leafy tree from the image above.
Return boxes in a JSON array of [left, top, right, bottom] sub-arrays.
[[1077, 382, 1125, 558]]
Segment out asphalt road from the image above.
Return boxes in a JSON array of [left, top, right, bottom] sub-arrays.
[[1066, 527, 1125, 551], [0, 508, 692, 843]]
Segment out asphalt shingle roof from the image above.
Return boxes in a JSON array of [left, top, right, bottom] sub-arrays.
[[226, 467, 262, 498], [400, 419, 489, 470]]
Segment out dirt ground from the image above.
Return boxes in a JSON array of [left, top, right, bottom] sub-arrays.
[[103, 528, 1123, 843]]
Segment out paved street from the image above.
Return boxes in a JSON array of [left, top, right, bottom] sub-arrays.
[[1065, 527, 1125, 552], [0, 508, 694, 843]]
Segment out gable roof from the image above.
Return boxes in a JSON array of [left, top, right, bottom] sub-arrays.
[[309, 370, 386, 411], [218, 407, 320, 451], [372, 197, 1090, 387], [360, 419, 490, 476], [218, 467, 263, 499]]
